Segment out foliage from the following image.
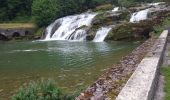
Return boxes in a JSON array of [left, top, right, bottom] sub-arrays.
[[11, 79, 75, 100], [153, 25, 164, 35], [34, 28, 45, 37], [161, 67, 170, 100], [0, 0, 167, 26], [0, 0, 32, 22], [31, 0, 113, 27], [31, 0, 61, 27], [0, 0, 112, 26], [153, 17, 170, 35]]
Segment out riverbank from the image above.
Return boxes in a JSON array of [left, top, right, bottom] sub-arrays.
[[0, 23, 44, 40], [0, 23, 36, 29], [116, 30, 168, 100], [77, 36, 157, 99], [161, 67, 170, 100]]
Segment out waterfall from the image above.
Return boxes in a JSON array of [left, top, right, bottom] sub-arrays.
[[130, 9, 149, 23], [148, 2, 165, 6], [93, 27, 112, 42], [112, 7, 119, 12], [44, 13, 96, 41]]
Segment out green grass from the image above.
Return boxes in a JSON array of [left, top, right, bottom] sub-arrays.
[[161, 67, 170, 100]]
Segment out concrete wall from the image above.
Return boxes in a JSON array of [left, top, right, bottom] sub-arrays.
[[116, 30, 168, 100]]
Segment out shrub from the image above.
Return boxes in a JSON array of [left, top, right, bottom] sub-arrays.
[[11, 79, 75, 100]]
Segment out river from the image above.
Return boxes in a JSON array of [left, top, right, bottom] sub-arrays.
[[0, 40, 138, 99]]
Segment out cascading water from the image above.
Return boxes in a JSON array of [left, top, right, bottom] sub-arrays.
[[93, 27, 112, 42], [44, 13, 96, 41], [130, 9, 149, 23], [112, 7, 119, 12], [130, 2, 166, 23], [148, 2, 165, 6]]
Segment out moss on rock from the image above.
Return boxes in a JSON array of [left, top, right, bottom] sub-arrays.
[[106, 20, 156, 41], [87, 10, 130, 41], [93, 4, 113, 12]]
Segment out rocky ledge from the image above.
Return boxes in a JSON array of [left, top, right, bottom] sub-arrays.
[[76, 37, 156, 100]]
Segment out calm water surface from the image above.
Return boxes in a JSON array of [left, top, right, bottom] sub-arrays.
[[0, 40, 138, 99]]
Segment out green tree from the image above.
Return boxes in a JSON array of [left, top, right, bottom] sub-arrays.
[[0, 0, 8, 22], [0, 0, 162, 25], [0, 0, 32, 22], [32, 0, 61, 27]]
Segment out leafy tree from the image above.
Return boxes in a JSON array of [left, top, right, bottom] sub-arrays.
[[31, 0, 112, 26], [0, 0, 32, 22], [32, 0, 61, 27]]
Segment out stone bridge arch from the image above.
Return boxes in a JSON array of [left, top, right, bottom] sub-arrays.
[[12, 32, 20, 37], [0, 33, 8, 40], [0, 28, 35, 40]]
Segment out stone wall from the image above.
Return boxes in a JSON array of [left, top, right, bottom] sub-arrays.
[[116, 30, 168, 100], [0, 28, 35, 40]]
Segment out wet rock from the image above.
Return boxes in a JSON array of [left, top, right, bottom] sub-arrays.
[[87, 9, 130, 40]]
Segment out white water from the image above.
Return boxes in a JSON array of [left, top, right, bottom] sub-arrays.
[[148, 2, 165, 6], [44, 13, 96, 41], [130, 2, 166, 23], [112, 7, 119, 12], [93, 27, 112, 42], [130, 9, 149, 23]]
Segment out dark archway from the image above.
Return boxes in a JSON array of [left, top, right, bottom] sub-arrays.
[[25, 31, 29, 35], [12, 32, 20, 37]]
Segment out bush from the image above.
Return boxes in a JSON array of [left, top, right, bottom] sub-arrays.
[[11, 79, 75, 100]]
